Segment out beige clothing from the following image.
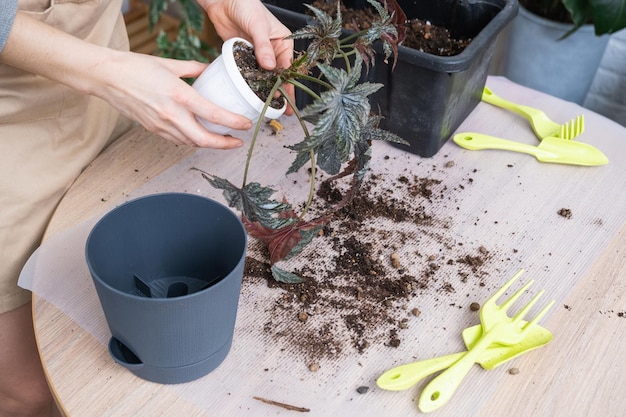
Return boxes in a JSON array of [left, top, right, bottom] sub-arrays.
[[0, 0, 132, 312]]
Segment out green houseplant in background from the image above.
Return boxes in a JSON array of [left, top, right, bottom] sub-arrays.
[[497, 0, 626, 103], [149, 0, 217, 64], [525, 0, 626, 36]]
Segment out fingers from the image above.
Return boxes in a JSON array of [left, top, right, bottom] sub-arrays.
[[249, 33, 278, 70], [161, 130, 244, 150], [282, 83, 295, 116], [148, 55, 209, 79], [162, 104, 249, 149], [129, 83, 249, 149], [160, 58, 255, 134], [186, 87, 253, 131], [198, 134, 244, 149], [150, 115, 245, 150], [153, 61, 252, 148], [245, 5, 293, 70], [189, 132, 245, 150], [271, 36, 294, 70]]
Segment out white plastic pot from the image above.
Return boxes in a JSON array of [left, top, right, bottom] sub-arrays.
[[192, 37, 286, 135]]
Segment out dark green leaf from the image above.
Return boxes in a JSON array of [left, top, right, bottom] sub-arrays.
[[298, 57, 382, 169], [288, 120, 343, 175], [289, 4, 343, 65], [203, 174, 293, 229], [361, 114, 409, 145], [591, 0, 626, 34], [316, 136, 343, 174], [353, 140, 372, 183], [271, 266, 304, 283], [286, 149, 313, 175]]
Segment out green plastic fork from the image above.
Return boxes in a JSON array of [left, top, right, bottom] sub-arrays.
[[482, 87, 584, 140], [418, 269, 555, 413]]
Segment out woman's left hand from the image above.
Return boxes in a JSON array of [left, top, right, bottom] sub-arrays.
[[199, 0, 293, 71]]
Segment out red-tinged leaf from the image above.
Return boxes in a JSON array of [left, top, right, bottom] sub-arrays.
[[354, 39, 376, 71], [383, 0, 407, 43], [243, 215, 330, 265], [370, 0, 407, 69], [268, 227, 302, 264]]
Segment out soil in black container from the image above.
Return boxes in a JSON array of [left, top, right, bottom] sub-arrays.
[[311, 0, 472, 56]]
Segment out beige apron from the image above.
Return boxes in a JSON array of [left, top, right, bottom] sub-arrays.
[[0, 0, 132, 312]]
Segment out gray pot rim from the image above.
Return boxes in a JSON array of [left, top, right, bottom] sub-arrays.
[[517, 4, 599, 35], [85, 192, 247, 302]]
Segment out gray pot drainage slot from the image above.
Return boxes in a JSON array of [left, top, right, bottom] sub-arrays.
[[133, 274, 219, 298]]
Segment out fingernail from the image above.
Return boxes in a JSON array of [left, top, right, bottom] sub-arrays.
[[261, 55, 275, 68]]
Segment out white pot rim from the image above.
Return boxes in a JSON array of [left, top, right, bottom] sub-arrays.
[[221, 37, 286, 119]]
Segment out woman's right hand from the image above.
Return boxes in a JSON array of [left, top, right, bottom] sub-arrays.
[[1, 12, 253, 149], [90, 50, 254, 149]]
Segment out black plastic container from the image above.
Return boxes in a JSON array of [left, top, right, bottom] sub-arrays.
[[263, 0, 518, 157]]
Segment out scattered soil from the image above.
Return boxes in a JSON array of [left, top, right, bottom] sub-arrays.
[[311, 0, 472, 56], [243, 159, 495, 363], [232, 41, 284, 109], [233, 0, 482, 365], [557, 208, 572, 219]]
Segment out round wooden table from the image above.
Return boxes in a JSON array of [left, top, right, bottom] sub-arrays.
[[33, 77, 626, 417]]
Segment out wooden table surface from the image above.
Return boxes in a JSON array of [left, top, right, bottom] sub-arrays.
[[32, 77, 625, 417]]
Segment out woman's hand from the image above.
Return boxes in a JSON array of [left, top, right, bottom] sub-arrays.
[[90, 51, 254, 148], [1, 12, 255, 149], [200, 0, 293, 71], [199, 0, 295, 113], [1, 6, 295, 148]]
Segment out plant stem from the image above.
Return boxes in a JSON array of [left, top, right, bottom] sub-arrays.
[[301, 148, 317, 220], [285, 72, 332, 93], [337, 48, 351, 72], [286, 79, 321, 101], [279, 86, 311, 139], [278, 86, 316, 221], [339, 30, 368, 45], [242, 77, 284, 187]]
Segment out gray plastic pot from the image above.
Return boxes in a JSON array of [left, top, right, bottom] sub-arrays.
[[502, 6, 610, 104], [85, 193, 247, 384]]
